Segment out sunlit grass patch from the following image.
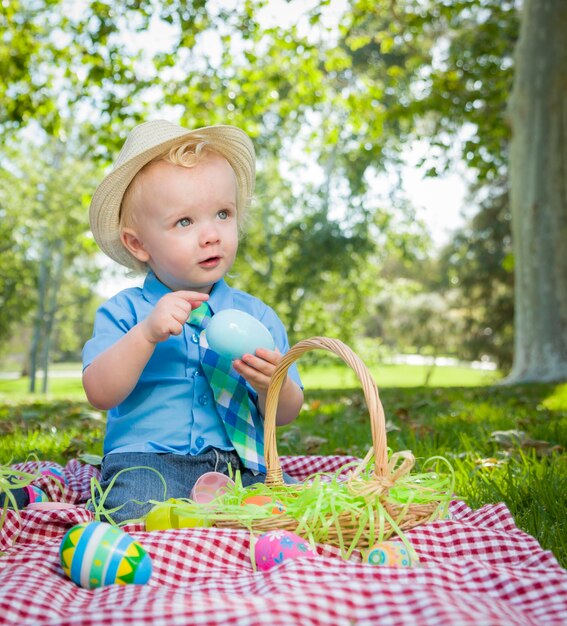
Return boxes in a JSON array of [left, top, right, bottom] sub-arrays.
[[451, 447, 567, 564], [0, 400, 103, 465], [299, 363, 501, 389], [542, 383, 567, 410], [0, 427, 104, 466], [0, 377, 87, 401]]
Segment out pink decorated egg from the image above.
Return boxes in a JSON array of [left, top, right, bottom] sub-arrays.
[[191, 472, 235, 504], [254, 530, 317, 571], [364, 541, 416, 567]]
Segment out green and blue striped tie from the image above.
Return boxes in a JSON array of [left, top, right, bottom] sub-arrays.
[[189, 303, 266, 474]]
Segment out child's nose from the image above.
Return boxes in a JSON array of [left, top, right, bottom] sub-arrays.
[[199, 223, 221, 246]]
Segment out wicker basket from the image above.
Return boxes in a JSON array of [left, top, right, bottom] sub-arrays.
[[213, 337, 451, 552]]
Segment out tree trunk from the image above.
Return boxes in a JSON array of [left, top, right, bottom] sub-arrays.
[[28, 239, 50, 392], [40, 247, 65, 394], [506, 0, 567, 383]]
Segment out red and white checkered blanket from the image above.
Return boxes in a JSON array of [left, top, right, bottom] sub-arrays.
[[1, 458, 566, 626]]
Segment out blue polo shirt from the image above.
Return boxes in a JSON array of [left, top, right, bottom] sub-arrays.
[[83, 271, 302, 456]]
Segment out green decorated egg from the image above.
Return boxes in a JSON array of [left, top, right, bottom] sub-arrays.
[[59, 521, 152, 588]]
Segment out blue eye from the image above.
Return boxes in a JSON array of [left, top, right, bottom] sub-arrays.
[[177, 217, 192, 227], [218, 210, 229, 220]]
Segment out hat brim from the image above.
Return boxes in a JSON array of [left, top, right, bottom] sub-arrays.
[[89, 123, 255, 270]]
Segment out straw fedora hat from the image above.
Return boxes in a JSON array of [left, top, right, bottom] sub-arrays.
[[89, 119, 256, 270]]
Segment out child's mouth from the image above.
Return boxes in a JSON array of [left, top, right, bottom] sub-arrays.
[[199, 256, 221, 268]]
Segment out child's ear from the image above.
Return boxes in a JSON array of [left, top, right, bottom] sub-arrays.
[[120, 228, 150, 263]]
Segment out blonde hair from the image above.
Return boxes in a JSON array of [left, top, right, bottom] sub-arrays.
[[119, 139, 217, 230]]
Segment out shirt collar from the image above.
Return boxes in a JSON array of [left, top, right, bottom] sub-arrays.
[[207, 277, 233, 314], [141, 271, 234, 312], [141, 271, 171, 305]]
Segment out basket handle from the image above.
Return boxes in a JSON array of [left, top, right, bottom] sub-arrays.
[[263, 337, 389, 486]]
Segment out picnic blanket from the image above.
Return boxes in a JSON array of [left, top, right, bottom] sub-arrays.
[[1, 457, 566, 626]]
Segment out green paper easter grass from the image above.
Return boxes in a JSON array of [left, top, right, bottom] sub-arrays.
[[88, 465, 168, 527], [143, 451, 455, 561], [0, 459, 43, 553], [85, 453, 454, 562]]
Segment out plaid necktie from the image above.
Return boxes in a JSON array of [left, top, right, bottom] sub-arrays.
[[188, 303, 266, 474]]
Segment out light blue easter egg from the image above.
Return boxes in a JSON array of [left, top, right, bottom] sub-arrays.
[[206, 309, 275, 360]]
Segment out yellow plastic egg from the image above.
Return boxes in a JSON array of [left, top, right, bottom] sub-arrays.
[[145, 500, 211, 530]]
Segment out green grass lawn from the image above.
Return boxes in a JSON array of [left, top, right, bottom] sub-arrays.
[[0, 377, 87, 400], [299, 362, 500, 388], [1, 367, 565, 568], [0, 361, 498, 401]]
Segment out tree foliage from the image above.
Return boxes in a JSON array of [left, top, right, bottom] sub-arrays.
[[439, 180, 514, 369], [0, 133, 102, 385], [3, 0, 564, 383], [0, 197, 35, 351]]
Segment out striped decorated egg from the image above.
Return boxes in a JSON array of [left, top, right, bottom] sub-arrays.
[[59, 521, 152, 588], [40, 466, 67, 486], [24, 485, 49, 505]]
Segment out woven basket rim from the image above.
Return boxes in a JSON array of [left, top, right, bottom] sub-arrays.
[[165, 340, 451, 554], [263, 337, 390, 487]]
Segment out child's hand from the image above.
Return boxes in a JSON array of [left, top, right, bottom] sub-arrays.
[[140, 291, 209, 344], [233, 347, 304, 426], [232, 347, 282, 395]]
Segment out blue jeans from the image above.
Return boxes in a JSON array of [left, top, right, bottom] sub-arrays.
[[90, 450, 296, 524]]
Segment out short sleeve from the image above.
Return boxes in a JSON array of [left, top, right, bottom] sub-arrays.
[[82, 295, 138, 370]]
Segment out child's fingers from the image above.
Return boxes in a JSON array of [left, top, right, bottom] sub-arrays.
[[233, 360, 270, 389], [238, 354, 274, 377], [168, 321, 184, 336], [176, 291, 210, 305], [190, 300, 207, 310], [252, 348, 281, 365], [171, 305, 192, 324], [165, 294, 205, 318]]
